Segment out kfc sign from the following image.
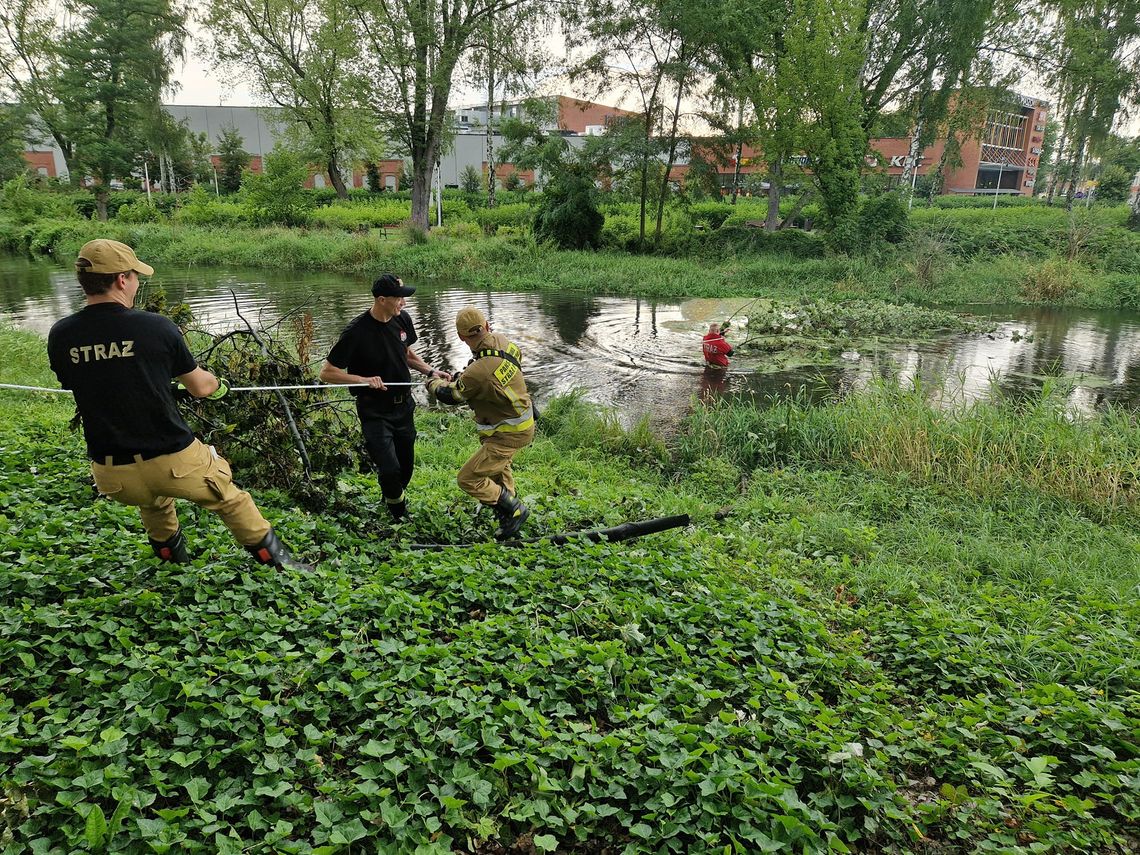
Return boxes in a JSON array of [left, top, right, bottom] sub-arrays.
[[886, 154, 925, 168]]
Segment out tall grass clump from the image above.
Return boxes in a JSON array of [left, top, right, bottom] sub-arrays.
[[677, 381, 1139, 518], [538, 390, 668, 468]]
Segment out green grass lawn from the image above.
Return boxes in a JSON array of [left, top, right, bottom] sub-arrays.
[[1, 325, 1138, 853]]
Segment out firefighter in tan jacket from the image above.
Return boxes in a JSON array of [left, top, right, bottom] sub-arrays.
[[426, 307, 535, 539]]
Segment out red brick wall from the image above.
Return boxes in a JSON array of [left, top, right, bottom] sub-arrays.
[[484, 162, 535, 187], [376, 159, 405, 190], [208, 154, 263, 174], [22, 151, 56, 177], [556, 97, 638, 134]]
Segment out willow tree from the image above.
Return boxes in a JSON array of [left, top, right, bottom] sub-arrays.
[[563, 0, 704, 247], [204, 0, 375, 198], [353, 0, 544, 228], [0, 0, 74, 178], [1041, 0, 1140, 208], [685, 0, 806, 230], [61, 0, 186, 216], [784, 0, 868, 225]]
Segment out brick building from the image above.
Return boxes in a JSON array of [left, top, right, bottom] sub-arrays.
[[19, 97, 634, 191], [674, 94, 1050, 198], [19, 94, 1049, 198]]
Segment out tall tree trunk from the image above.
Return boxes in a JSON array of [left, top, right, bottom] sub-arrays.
[[765, 158, 782, 231], [779, 190, 813, 230], [327, 152, 349, 198], [486, 18, 496, 208], [1063, 133, 1088, 212], [639, 144, 649, 247], [411, 158, 432, 227], [730, 100, 744, 205], [166, 151, 176, 192], [1045, 121, 1070, 206], [654, 62, 688, 243], [95, 187, 109, 222], [901, 65, 935, 191], [902, 105, 928, 193], [158, 153, 169, 194], [1063, 99, 1091, 211]]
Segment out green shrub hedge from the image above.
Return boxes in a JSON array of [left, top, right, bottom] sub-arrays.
[[473, 204, 534, 235], [694, 225, 828, 259], [308, 202, 413, 230]]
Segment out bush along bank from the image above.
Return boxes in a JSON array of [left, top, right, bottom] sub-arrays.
[[1, 324, 1139, 853], [2, 213, 1139, 310]]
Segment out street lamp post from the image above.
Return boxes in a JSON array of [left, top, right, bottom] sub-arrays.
[[992, 157, 1008, 210], [907, 155, 920, 210]]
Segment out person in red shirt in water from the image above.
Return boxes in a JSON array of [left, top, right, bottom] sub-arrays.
[[702, 322, 734, 368]]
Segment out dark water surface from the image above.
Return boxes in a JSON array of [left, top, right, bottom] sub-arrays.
[[3, 256, 1139, 421]]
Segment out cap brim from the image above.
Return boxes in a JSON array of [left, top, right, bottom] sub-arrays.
[[396, 285, 415, 296], [132, 260, 155, 276]]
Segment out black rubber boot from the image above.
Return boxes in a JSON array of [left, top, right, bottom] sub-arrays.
[[493, 488, 530, 541], [149, 529, 189, 564], [385, 496, 408, 521], [246, 528, 313, 571]]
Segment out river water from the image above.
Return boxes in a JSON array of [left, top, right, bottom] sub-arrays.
[[3, 256, 1139, 422]]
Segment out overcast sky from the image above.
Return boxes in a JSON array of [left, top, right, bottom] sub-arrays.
[[167, 28, 1138, 137]]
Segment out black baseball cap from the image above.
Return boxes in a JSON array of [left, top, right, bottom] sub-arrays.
[[372, 273, 415, 298]]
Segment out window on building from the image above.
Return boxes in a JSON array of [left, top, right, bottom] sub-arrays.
[[983, 110, 1028, 150]]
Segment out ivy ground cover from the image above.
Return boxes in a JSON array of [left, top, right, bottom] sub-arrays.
[[1, 327, 1138, 853]]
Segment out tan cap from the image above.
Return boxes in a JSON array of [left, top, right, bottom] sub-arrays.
[[76, 239, 154, 276], [455, 307, 487, 337]]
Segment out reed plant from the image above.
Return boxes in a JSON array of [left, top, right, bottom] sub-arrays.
[[676, 380, 1139, 519]]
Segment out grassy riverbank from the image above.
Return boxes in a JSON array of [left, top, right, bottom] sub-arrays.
[[1, 324, 1138, 852], [2, 209, 1138, 309]]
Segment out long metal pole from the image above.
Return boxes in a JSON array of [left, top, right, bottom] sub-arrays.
[[908, 156, 919, 210], [993, 160, 1005, 210]]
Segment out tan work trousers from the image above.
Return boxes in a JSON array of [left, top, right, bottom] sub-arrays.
[[457, 429, 534, 504], [90, 439, 270, 545]]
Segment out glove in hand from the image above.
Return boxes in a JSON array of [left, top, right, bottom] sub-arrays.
[[207, 378, 230, 401]]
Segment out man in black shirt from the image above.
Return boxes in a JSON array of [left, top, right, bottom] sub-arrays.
[[320, 273, 450, 520], [47, 238, 308, 570]]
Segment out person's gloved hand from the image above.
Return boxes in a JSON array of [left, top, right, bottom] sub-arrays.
[[721, 320, 731, 331], [425, 377, 444, 400], [206, 378, 230, 401]]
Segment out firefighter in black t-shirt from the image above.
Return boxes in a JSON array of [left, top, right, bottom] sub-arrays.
[[319, 273, 450, 520], [47, 239, 308, 569]]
